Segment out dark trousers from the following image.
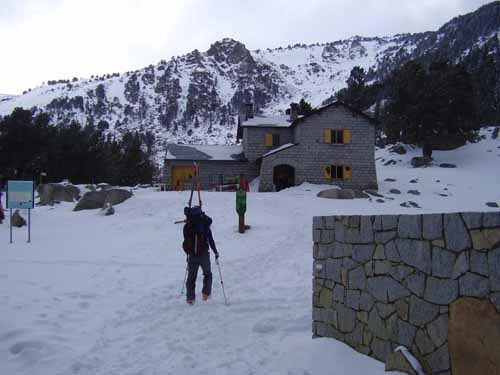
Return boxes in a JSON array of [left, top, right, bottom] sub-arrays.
[[186, 253, 212, 300]]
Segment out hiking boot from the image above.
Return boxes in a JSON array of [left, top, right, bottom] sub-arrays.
[[202, 294, 210, 301], [187, 299, 195, 305]]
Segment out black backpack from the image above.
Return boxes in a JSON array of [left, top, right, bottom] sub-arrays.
[[182, 206, 212, 256]]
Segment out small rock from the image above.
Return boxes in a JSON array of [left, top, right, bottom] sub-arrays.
[[486, 202, 499, 208], [389, 145, 407, 155], [389, 189, 401, 194], [436, 180, 440, 183], [439, 163, 457, 168], [366, 190, 384, 198], [409, 179, 418, 183], [409, 201, 421, 208], [384, 160, 397, 166], [376, 199, 385, 203], [407, 190, 421, 196], [385, 178, 397, 182], [411, 156, 432, 168], [439, 194, 449, 197], [11, 210, 27, 227]]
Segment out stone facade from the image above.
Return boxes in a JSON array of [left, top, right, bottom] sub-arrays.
[[312, 211, 500, 375], [259, 105, 378, 192], [163, 159, 259, 190], [242, 127, 294, 162]]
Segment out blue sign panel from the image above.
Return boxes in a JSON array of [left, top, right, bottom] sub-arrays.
[[7, 180, 35, 209]]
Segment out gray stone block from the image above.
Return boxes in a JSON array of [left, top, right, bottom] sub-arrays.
[[390, 265, 414, 282], [376, 303, 396, 319], [409, 295, 440, 326], [459, 272, 490, 297], [444, 213, 471, 252], [403, 271, 426, 297], [325, 216, 335, 229], [423, 213, 443, 240], [488, 248, 500, 291], [424, 277, 458, 305], [346, 290, 361, 309], [461, 212, 483, 230], [385, 240, 401, 262], [360, 292, 375, 311], [374, 260, 391, 275], [349, 215, 360, 228], [398, 215, 422, 239], [333, 284, 345, 303], [375, 231, 397, 244], [325, 258, 342, 283], [373, 244, 385, 259], [367, 277, 389, 303], [373, 216, 382, 231], [334, 221, 346, 242], [348, 266, 366, 290], [313, 216, 324, 230], [332, 243, 345, 258], [342, 257, 359, 271], [395, 299, 409, 321], [352, 244, 375, 263], [425, 343, 450, 373], [317, 244, 333, 259], [452, 251, 469, 279], [313, 229, 321, 243], [396, 319, 417, 347], [483, 212, 500, 228], [470, 250, 489, 276], [427, 314, 448, 348], [335, 303, 356, 333], [313, 260, 326, 278], [359, 216, 374, 243], [364, 261, 374, 277], [432, 247, 455, 278], [371, 337, 392, 362], [369, 309, 389, 340], [382, 215, 398, 231], [415, 328, 435, 355], [397, 239, 432, 274], [320, 230, 334, 244]]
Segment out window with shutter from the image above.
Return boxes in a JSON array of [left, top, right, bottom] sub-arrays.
[[344, 129, 352, 144], [324, 164, 351, 180], [323, 129, 332, 144], [272, 134, 280, 147], [265, 133, 273, 146]]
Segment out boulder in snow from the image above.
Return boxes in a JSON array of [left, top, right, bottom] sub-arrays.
[[317, 189, 368, 199], [389, 145, 407, 155], [38, 183, 80, 206], [439, 163, 457, 168], [411, 157, 431, 168], [11, 210, 27, 227], [74, 189, 132, 211], [486, 202, 499, 208]]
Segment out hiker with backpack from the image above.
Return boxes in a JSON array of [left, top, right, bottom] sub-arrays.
[[182, 206, 219, 305]]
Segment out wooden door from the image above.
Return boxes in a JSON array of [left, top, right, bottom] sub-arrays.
[[172, 166, 195, 191]]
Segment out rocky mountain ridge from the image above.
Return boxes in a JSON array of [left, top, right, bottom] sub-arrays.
[[1, 2, 499, 161]]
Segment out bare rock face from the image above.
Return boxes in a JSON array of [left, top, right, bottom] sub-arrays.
[[449, 297, 500, 375]]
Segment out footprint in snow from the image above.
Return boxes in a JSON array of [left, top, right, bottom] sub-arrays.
[[253, 318, 278, 334]]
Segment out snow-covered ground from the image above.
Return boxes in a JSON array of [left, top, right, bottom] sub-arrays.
[[0, 128, 499, 375]]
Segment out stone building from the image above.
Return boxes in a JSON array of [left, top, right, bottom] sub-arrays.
[[163, 101, 378, 192]]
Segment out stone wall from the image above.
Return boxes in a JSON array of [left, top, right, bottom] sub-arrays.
[[312, 212, 500, 375], [242, 126, 294, 162]]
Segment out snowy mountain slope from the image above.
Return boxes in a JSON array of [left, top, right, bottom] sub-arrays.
[[1, 2, 500, 160], [0, 128, 499, 375]]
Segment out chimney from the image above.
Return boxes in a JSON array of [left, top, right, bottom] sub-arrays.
[[290, 103, 299, 121], [245, 103, 254, 120]]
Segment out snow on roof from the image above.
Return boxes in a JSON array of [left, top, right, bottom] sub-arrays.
[[263, 143, 297, 157], [165, 144, 245, 161], [241, 115, 296, 128]]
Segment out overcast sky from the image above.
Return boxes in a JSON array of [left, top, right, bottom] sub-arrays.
[[0, 0, 492, 95]]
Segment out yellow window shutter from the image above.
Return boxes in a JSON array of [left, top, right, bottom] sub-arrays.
[[344, 165, 352, 179], [265, 133, 273, 146], [344, 129, 352, 144], [323, 129, 332, 144], [323, 165, 331, 179]]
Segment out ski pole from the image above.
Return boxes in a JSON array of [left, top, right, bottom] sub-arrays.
[[177, 264, 188, 299], [215, 259, 229, 306]]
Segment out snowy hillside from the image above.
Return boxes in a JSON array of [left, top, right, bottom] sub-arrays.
[[0, 128, 499, 375], [1, 2, 500, 160]]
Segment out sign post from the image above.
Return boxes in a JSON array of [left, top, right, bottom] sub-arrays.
[[236, 189, 247, 233], [6, 180, 35, 243]]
